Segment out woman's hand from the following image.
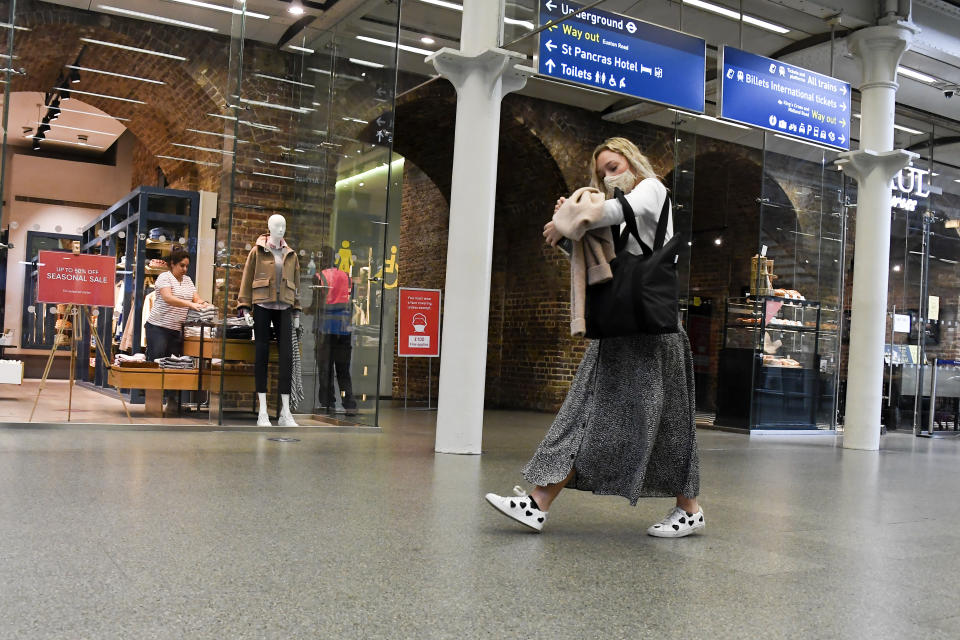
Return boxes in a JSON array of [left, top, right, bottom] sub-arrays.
[[191, 301, 206, 311], [554, 196, 566, 213], [543, 220, 564, 247]]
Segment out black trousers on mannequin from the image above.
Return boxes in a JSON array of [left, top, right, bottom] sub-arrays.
[[316, 332, 357, 410], [253, 305, 292, 394]]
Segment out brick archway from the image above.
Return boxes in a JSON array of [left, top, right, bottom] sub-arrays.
[[393, 81, 580, 409], [9, 2, 239, 190]]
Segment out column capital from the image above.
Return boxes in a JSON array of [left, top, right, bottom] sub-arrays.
[[427, 48, 533, 97], [835, 148, 916, 182], [847, 21, 920, 88]]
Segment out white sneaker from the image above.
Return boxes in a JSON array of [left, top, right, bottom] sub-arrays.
[[485, 486, 548, 532], [257, 412, 272, 427], [647, 506, 705, 538], [278, 412, 298, 427]]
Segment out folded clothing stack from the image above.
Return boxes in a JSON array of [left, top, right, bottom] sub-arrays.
[[225, 317, 253, 340], [149, 227, 174, 241], [186, 307, 218, 324], [154, 355, 196, 370], [184, 326, 217, 338], [114, 353, 159, 369]]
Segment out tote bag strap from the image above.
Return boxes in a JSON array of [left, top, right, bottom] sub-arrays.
[[613, 187, 653, 257], [652, 189, 672, 251]]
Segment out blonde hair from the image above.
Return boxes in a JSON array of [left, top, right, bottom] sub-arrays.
[[589, 137, 658, 190]]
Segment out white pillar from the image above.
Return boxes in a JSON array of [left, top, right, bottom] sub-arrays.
[[837, 21, 919, 451], [426, 0, 532, 454]]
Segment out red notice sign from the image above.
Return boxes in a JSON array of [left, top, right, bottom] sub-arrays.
[[397, 287, 441, 358], [37, 250, 117, 308]]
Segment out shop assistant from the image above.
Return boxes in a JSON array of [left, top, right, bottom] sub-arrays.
[[144, 246, 210, 360]]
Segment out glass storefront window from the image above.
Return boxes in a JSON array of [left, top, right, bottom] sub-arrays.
[[0, 1, 401, 426]]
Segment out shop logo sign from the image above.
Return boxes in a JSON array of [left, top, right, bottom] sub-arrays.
[[890, 167, 930, 212]]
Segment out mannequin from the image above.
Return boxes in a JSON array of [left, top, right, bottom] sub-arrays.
[[237, 214, 301, 427]]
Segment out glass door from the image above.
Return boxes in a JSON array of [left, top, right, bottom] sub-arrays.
[[751, 133, 845, 431], [214, 1, 402, 427], [907, 121, 960, 436]]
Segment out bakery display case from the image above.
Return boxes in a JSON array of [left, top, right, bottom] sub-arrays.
[[716, 294, 839, 430]]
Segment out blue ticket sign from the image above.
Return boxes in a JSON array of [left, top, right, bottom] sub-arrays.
[[537, 0, 705, 112], [719, 46, 851, 149]]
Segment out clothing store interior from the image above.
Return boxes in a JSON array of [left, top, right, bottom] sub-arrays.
[[0, 0, 958, 432], [0, 0, 404, 427]]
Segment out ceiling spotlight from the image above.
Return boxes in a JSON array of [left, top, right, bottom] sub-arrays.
[[714, 237, 723, 246], [420, 37, 435, 45], [32, 136, 42, 151], [60, 88, 71, 101], [288, 1, 305, 15], [69, 69, 81, 84]]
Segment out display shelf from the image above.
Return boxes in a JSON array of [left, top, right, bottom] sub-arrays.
[[79, 186, 200, 399], [716, 294, 835, 430], [725, 324, 819, 333]]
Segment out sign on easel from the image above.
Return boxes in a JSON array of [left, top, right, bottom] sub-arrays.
[[29, 249, 131, 423], [36, 250, 117, 307], [397, 288, 441, 358]]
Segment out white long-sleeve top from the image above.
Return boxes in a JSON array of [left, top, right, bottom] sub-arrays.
[[588, 177, 672, 255]]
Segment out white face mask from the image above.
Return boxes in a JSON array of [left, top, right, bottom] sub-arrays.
[[603, 170, 637, 197]]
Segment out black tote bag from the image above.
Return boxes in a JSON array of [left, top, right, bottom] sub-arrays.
[[584, 187, 681, 338]]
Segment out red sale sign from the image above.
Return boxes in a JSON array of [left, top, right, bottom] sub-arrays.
[[37, 251, 117, 307], [397, 288, 441, 357]]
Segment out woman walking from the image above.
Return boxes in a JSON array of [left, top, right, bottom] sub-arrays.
[[485, 137, 703, 538]]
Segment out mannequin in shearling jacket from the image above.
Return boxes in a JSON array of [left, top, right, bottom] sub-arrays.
[[237, 214, 301, 427]]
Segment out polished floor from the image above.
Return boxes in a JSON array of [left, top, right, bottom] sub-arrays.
[[1, 409, 959, 639], [0, 379, 357, 427]]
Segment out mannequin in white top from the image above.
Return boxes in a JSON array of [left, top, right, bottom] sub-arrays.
[[238, 214, 301, 427]]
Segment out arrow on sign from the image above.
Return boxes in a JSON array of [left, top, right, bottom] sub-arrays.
[[840, 102, 846, 111], [545, 0, 556, 9], [838, 135, 846, 144], [840, 119, 846, 127], [376, 116, 385, 126], [840, 85, 847, 95], [545, 59, 556, 73], [545, 40, 557, 52]]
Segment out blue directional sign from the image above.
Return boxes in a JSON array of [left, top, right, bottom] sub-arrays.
[[719, 46, 851, 150], [537, 0, 705, 113]]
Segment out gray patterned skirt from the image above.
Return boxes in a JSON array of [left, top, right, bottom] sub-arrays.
[[522, 330, 699, 505]]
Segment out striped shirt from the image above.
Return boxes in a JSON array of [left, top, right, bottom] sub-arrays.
[[147, 271, 196, 331]]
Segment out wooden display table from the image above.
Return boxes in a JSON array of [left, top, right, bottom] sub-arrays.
[[182, 337, 268, 361], [202, 369, 256, 392], [108, 366, 199, 416]]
